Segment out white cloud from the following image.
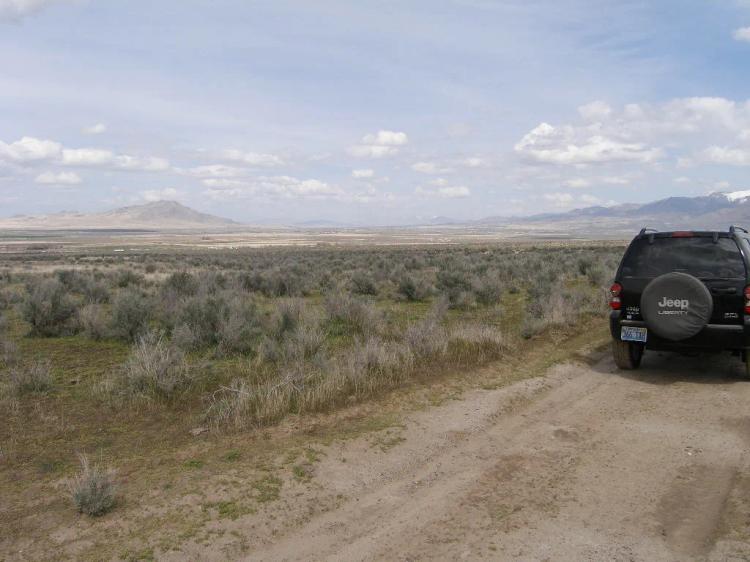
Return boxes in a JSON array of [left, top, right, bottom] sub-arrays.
[[563, 178, 590, 188], [83, 123, 107, 135], [673, 176, 691, 184], [702, 146, 750, 166], [114, 155, 170, 171], [0, 136, 61, 162], [460, 157, 486, 168], [712, 180, 731, 190], [601, 176, 630, 185], [515, 122, 663, 165], [411, 161, 452, 174], [416, 184, 471, 198], [362, 130, 408, 146], [438, 185, 470, 198], [0, 0, 68, 21], [352, 168, 375, 178], [540, 192, 609, 210], [349, 130, 408, 159], [141, 188, 180, 202], [222, 149, 284, 166], [516, 97, 750, 170], [0, 136, 171, 172], [35, 171, 81, 185], [181, 164, 247, 178], [61, 148, 114, 166], [348, 145, 398, 158], [543, 192, 574, 205], [204, 175, 344, 200], [61, 148, 169, 171], [578, 100, 612, 121], [733, 27, 750, 42]]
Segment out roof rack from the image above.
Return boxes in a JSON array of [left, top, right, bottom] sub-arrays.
[[638, 227, 659, 236], [730, 225, 748, 235]]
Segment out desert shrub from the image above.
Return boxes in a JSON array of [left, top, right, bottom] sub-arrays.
[[110, 289, 151, 341], [520, 315, 547, 339], [436, 269, 471, 292], [218, 299, 264, 355], [577, 257, 594, 277], [269, 299, 306, 339], [163, 271, 199, 297], [144, 263, 157, 274], [78, 304, 109, 340], [350, 271, 378, 296], [472, 277, 503, 306], [175, 295, 228, 348], [404, 300, 449, 359], [0, 290, 9, 311], [261, 270, 307, 297], [56, 269, 88, 293], [0, 336, 17, 368], [205, 378, 254, 430], [341, 337, 412, 396], [259, 321, 326, 365], [115, 269, 144, 288], [82, 279, 111, 304], [323, 292, 384, 337], [67, 454, 116, 516], [397, 274, 431, 302], [437, 269, 474, 308], [171, 323, 198, 351], [238, 271, 264, 293], [7, 361, 54, 395], [116, 331, 190, 399], [22, 278, 77, 337], [585, 264, 607, 286], [448, 324, 506, 361]]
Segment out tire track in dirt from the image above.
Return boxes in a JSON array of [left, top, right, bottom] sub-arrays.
[[245, 351, 750, 562]]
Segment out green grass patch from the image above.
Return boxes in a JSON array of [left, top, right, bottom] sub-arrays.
[[251, 474, 282, 503]]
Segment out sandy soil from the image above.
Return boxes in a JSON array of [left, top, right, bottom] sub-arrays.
[[217, 351, 750, 562]]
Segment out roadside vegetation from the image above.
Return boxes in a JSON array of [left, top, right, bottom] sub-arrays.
[[0, 242, 621, 556], [1, 244, 617, 424]]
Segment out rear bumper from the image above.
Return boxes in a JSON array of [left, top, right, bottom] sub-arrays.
[[610, 311, 750, 352]]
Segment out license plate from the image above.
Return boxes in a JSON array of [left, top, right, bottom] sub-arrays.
[[621, 326, 647, 343]]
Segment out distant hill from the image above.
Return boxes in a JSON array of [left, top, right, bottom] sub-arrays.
[[0, 201, 239, 230], [477, 191, 750, 236]]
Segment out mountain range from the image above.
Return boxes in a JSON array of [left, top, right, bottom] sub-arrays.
[[2, 192, 750, 235], [0, 200, 239, 230], [484, 191, 750, 235]]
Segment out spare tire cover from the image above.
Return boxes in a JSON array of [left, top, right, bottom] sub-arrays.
[[640, 272, 713, 341]]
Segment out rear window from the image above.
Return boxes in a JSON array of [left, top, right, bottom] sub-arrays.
[[621, 237, 746, 279]]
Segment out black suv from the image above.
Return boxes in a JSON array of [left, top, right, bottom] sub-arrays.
[[610, 226, 750, 374]]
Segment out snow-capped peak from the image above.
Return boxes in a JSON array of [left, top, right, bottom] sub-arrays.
[[724, 190, 750, 202]]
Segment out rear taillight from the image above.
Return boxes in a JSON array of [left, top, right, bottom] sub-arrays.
[[744, 286, 750, 314], [610, 282, 622, 310]]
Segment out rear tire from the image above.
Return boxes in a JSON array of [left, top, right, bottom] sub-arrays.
[[743, 351, 750, 379], [612, 340, 644, 370]]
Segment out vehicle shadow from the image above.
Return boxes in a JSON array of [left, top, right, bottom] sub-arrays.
[[596, 350, 745, 386]]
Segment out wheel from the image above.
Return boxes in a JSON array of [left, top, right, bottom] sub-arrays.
[[612, 340, 644, 370], [743, 351, 750, 379]]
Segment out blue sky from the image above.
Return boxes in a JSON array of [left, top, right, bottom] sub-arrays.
[[1, 0, 750, 225]]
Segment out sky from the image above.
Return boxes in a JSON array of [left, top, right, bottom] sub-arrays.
[[1, 0, 750, 225]]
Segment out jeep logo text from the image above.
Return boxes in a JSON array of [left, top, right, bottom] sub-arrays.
[[657, 296, 689, 315], [658, 297, 689, 309]]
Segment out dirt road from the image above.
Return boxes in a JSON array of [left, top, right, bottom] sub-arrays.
[[246, 351, 750, 561]]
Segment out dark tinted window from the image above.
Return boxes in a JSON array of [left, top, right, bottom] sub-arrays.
[[621, 237, 746, 279]]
